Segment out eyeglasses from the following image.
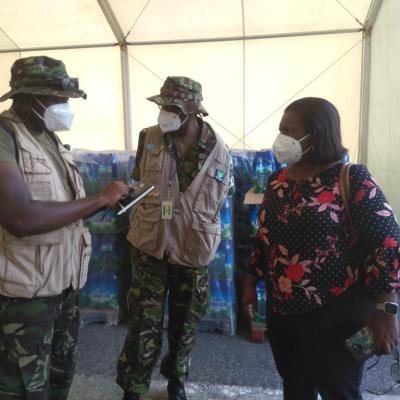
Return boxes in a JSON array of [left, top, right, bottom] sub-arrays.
[[366, 347, 400, 395]]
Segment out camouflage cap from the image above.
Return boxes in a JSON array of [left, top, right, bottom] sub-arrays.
[[147, 76, 208, 116], [0, 56, 86, 102]]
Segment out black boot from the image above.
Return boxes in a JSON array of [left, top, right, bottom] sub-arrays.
[[167, 379, 187, 400], [122, 392, 141, 400]]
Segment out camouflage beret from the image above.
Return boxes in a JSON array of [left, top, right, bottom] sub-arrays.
[[147, 76, 208, 116], [0, 56, 86, 102]]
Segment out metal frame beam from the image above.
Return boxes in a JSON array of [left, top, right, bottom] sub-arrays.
[[0, 42, 117, 54], [358, 0, 383, 164], [126, 28, 363, 46], [97, 0, 133, 150]]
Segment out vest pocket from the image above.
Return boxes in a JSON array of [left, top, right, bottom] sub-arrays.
[[142, 147, 163, 187], [4, 229, 63, 246], [60, 150, 82, 197], [22, 151, 53, 201], [194, 162, 229, 218], [184, 220, 221, 266], [129, 195, 160, 253], [0, 231, 63, 297], [79, 230, 92, 288], [26, 180, 52, 201], [0, 246, 41, 297]]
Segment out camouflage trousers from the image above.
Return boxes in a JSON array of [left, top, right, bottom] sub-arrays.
[[117, 249, 209, 396], [0, 288, 80, 400]]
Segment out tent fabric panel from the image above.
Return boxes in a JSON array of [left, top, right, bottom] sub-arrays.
[[0, 27, 18, 51], [0, 47, 125, 151], [127, 33, 361, 158], [115, 0, 243, 42], [244, 0, 371, 36], [128, 41, 244, 149], [113, 0, 370, 43], [0, 53, 19, 106], [0, 0, 115, 50], [244, 33, 362, 159], [367, 0, 400, 218]]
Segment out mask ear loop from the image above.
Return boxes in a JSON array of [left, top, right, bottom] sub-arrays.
[[30, 95, 48, 122], [177, 107, 191, 127], [34, 96, 47, 110], [299, 134, 313, 157]]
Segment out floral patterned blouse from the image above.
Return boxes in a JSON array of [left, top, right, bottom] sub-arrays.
[[247, 162, 400, 315]]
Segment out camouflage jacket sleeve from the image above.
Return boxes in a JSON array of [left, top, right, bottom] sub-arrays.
[[131, 128, 148, 181]]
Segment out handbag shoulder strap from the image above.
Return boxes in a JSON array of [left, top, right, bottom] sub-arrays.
[[339, 162, 352, 226], [340, 163, 368, 281]]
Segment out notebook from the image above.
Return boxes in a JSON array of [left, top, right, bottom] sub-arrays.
[[117, 181, 155, 215]]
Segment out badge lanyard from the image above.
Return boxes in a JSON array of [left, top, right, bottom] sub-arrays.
[[162, 144, 177, 220], [168, 156, 176, 193]]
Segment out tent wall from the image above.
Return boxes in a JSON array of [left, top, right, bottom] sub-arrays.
[[129, 32, 362, 157], [0, 0, 371, 159], [368, 0, 400, 218], [0, 47, 125, 150], [0, 32, 363, 158]]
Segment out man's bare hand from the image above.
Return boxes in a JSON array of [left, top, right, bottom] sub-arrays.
[[99, 181, 132, 207]]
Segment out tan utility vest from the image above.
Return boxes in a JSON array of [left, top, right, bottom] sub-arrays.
[[127, 125, 230, 267], [0, 110, 92, 298]]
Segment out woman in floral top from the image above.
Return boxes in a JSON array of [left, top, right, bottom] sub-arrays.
[[243, 97, 400, 399]]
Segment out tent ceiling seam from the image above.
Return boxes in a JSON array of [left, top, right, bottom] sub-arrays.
[[231, 37, 363, 148], [335, 0, 364, 28], [124, 0, 151, 41], [126, 50, 248, 147], [0, 25, 21, 56], [127, 51, 164, 81]]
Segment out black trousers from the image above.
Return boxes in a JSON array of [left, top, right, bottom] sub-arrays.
[[267, 282, 375, 400]]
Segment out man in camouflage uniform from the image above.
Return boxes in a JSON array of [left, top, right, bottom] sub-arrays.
[[0, 56, 130, 400], [117, 77, 231, 400]]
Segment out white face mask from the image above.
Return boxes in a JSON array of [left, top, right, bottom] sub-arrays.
[[157, 108, 188, 133], [272, 133, 311, 164], [33, 97, 74, 131]]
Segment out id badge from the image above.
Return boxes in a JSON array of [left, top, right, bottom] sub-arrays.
[[161, 201, 173, 220]]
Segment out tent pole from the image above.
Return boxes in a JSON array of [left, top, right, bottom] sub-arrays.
[[97, 0, 133, 150], [358, 0, 383, 164], [120, 45, 133, 150]]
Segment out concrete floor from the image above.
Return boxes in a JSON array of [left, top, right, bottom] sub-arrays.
[[69, 323, 400, 400]]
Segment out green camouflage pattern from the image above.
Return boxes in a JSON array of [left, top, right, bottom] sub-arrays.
[[147, 76, 208, 116], [117, 248, 209, 396], [0, 56, 86, 102], [164, 121, 217, 192], [0, 289, 80, 400], [133, 121, 217, 192]]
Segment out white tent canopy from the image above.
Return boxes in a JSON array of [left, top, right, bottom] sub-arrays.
[[0, 0, 399, 215]]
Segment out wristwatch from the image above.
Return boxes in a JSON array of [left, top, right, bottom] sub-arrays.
[[375, 302, 398, 315]]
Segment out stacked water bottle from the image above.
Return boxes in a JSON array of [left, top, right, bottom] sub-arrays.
[[248, 151, 275, 342], [249, 280, 267, 343], [204, 196, 236, 335], [249, 151, 276, 237]]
